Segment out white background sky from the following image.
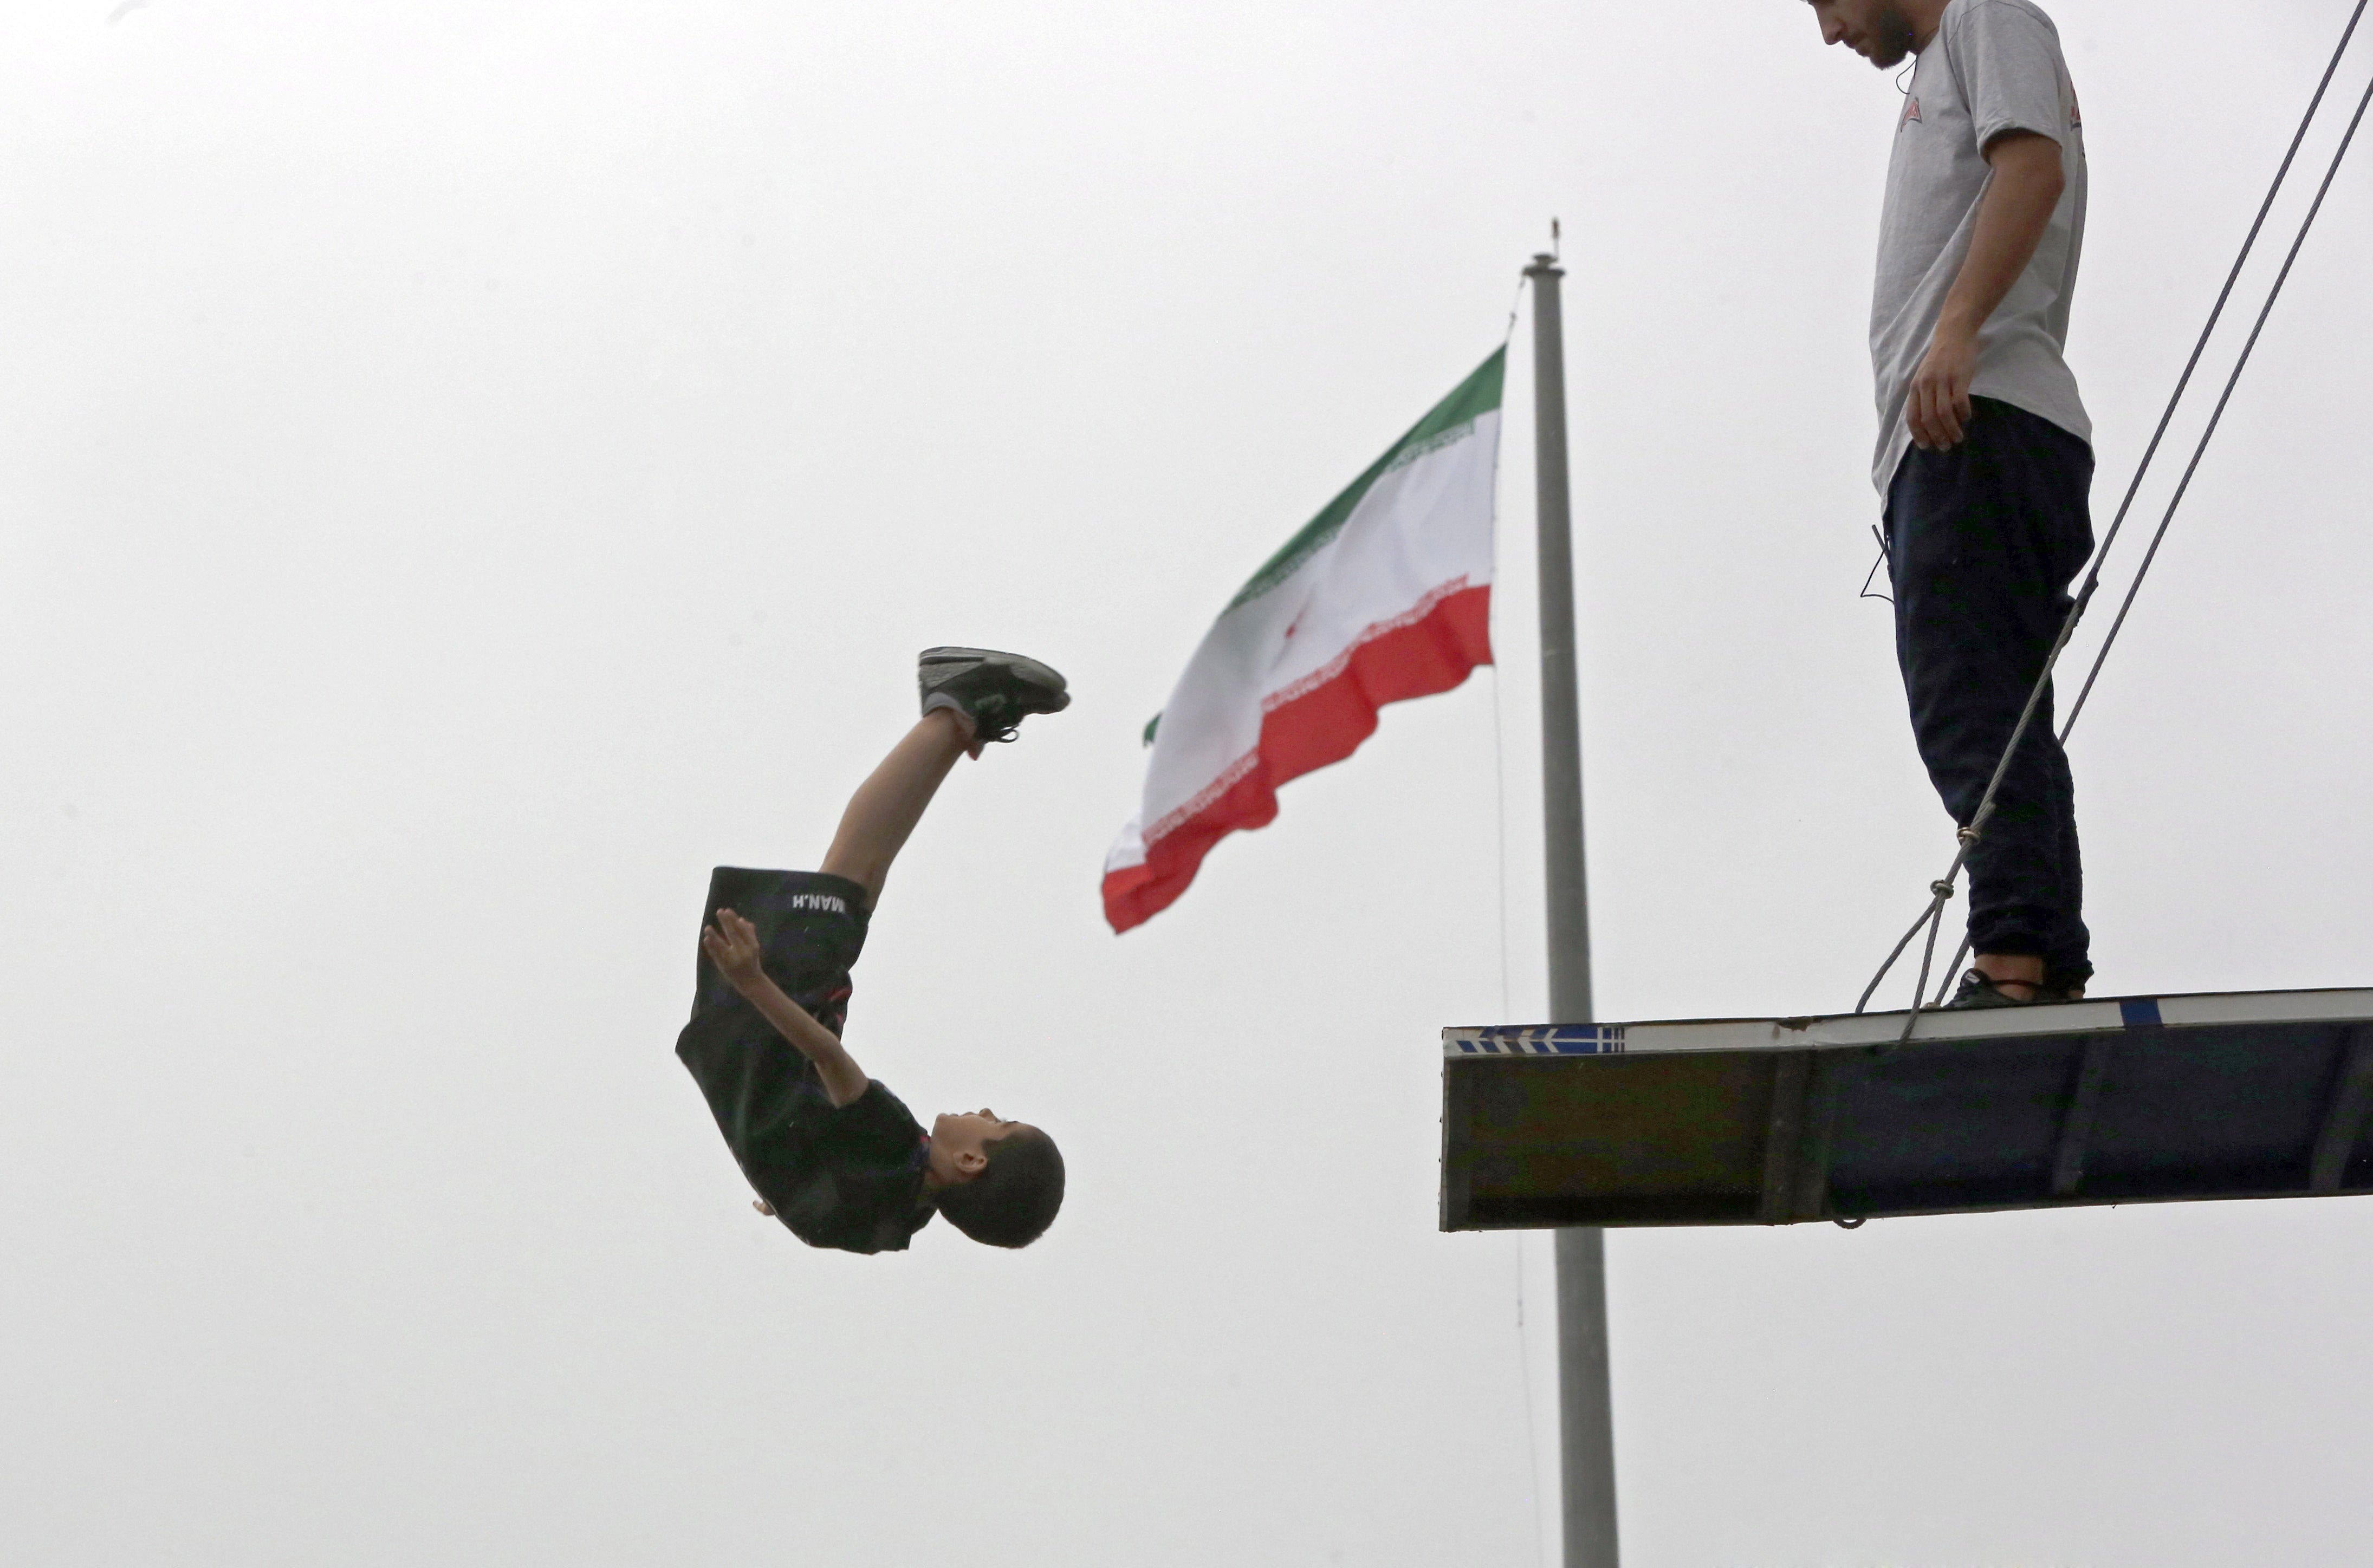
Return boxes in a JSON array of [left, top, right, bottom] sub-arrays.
[[5, 1, 2371, 1563]]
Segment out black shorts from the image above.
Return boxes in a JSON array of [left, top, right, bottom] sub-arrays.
[[689, 867, 872, 1037], [678, 868, 881, 1211]]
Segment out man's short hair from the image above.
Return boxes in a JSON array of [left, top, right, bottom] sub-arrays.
[[937, 1127, 1065, 1248]]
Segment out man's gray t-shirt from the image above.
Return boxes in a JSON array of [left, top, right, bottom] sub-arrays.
[[1871, 0, 2090, 492]]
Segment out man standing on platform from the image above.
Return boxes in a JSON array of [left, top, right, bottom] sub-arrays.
[[1804, 0, 2097, 1006]]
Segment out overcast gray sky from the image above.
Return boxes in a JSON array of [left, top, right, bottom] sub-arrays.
[[4, 1, 2371, 1563]]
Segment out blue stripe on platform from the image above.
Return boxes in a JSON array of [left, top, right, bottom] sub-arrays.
[[2120, 997, 2164, 1029]]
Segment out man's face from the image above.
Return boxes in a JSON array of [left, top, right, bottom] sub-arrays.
[[1806, 0, 1918, 69]]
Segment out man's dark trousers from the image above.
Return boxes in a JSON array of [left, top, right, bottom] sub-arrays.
[[1886, 396, 2095, 988]]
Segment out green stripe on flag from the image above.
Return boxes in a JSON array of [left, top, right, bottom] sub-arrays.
[[1223, 347, 1507, 614]]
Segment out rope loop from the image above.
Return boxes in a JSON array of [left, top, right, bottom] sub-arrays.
[[1929, 880, 1956, 899]]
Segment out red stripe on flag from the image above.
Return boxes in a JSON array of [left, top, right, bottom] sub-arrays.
[[1101, 584, 1491, 933]]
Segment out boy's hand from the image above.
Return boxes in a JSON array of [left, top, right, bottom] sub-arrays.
[[701, 906, 871, 1107], [701, 907, 767, 992]]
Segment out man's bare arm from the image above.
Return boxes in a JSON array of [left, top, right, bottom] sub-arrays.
[[701, 908, 872, 1108], [1908, 129, 2066, 452]]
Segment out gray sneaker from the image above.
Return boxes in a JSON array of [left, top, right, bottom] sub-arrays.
[[917, 647, 1071, 744]]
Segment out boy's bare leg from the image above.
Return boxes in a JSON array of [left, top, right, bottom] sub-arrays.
[[819, 709, 974, 907]]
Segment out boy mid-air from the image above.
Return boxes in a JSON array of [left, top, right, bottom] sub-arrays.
[[677, 647, 1071, 1253]]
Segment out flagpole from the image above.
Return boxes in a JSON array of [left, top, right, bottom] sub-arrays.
[[1525, 246, 1619, 1568]]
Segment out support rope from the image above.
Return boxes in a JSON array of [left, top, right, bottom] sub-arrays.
[[2057, 63, 2373, 744], [1859, 2, 2373, 1023]]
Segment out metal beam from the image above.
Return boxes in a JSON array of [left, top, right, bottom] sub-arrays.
[[1789, 1054, 1848, 1222], [2052, 1037, 2116, 1198], [1440, 1057, 1476, 1228], [1759, 1053, 1813, 1225], [2309, 1027, 2373, 1194]]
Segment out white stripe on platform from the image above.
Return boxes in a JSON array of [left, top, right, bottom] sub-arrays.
[[2152, 989, 2373, 1028], [1441, 986, 2373, 1059]]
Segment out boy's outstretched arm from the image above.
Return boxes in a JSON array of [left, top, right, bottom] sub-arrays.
[[700, 908, 872, 1108]]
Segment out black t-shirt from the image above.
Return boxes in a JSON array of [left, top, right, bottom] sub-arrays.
[[748, 1064, 937, 1255]]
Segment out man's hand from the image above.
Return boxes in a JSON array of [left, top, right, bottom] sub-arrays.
[[701, 907, 767, 994], [1908, 324, 1979, 451]]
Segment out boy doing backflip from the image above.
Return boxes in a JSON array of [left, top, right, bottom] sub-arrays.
[[1802, 0, 2096, 1007], [677, 648, 1071, 1253]]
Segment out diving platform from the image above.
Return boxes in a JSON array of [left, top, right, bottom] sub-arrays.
[[1440, 988, 2373, 1229]]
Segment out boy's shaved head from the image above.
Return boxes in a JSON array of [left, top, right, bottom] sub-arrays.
[[936, 1127, 1065, 1248]]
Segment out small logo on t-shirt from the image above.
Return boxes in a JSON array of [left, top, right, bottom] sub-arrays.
[[788, 892, 849, 914], [1901, 96, 1923, 130], [2070, 95, 2083, 130]]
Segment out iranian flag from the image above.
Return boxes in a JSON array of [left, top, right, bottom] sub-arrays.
[[1103, 348, 1505, 933]]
